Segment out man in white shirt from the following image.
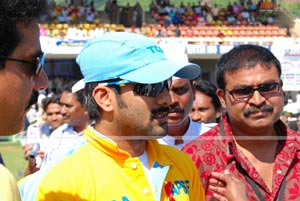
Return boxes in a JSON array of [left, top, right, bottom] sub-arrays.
[[158, 77, 215, 149], [42, 80, 91, 166], [23, 94, 64, 176]]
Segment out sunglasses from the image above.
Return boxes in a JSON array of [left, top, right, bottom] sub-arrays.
[[98, 78, 172, 97], [0, 53, 45, 76], [227, 82, 281, 101]]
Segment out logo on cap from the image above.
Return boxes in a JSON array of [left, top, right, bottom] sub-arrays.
[[146, 46, 164, 54]]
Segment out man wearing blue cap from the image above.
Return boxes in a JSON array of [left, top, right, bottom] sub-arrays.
[[19, 32, 205, 200]]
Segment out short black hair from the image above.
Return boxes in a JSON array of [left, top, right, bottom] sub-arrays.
[[62, 80, 85, 106], [216, 44, 281, 90], [85, 82, 101, 122], [0, 0, 51, 57], [194, 79, 221, 111], [42, 94, 61, 111]]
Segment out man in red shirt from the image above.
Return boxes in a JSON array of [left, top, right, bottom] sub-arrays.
[[183, 44, 300, 200]]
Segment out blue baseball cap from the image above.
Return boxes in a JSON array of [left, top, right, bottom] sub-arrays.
[[76, 32, 201, 84]]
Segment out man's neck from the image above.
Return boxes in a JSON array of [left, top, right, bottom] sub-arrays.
[[231, 121, 277, 139], [116, 139, 146, 157], [94, 122, 147, 157], [232, 127, 278, 162], [73, 120, 91, 134]]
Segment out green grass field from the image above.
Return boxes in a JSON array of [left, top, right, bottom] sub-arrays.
[[0, 140, 28, 181]]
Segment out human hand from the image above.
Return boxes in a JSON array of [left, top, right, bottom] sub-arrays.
[[208, 171, 248, 201], [23, 157, 40, 176], [23, 144, 33, 160], [23, 143, 42, 160]]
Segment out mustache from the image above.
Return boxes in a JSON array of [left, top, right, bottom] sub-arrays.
[[25, 91, 39, 110], [168, 105, 184, 113], [151, 106, 170, 118], [244, 104, 274, 117]]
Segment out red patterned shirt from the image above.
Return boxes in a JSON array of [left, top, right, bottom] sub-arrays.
[[182, 114, 300, 201]]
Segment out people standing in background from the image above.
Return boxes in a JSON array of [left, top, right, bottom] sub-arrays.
[[22, 94, 64, 176], [183, 44, 300, 200], [280, 110, 291, 125], [295, 113, 300, 132], [190, 79, 222, 124], [19, 32, 204, 200], [42, 80, 91, 166], [158, 77, 214, 150], [104, 0, 112, 23], [0, 0, 50, 200], [41, 95, 65, 134], [25, 103, 39, 128], [111, 0, 119, 24], [288, 112, 300, 132]]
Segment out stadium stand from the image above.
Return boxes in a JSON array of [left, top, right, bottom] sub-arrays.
[[43, 0, 300, 40]]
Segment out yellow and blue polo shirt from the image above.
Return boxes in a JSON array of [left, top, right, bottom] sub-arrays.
[[19, 126, 205, 201]]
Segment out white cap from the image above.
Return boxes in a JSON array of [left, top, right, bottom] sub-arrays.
[[71, 79, 85, 93]]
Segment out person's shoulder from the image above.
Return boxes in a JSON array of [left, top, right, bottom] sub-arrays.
[[202, 122, 218, 129], [286, 126, 300, 142], [19, 157, 73, 200], [159, 144, 197, 165], [0, 164, 21, 201], [159, 143, 184, 154], [157, 143, 186, 157], [53, 123, 69, 131], [0, 164, 15, 182], [181, 125, 220, 155], [50, 123, 69, 137], [200, 122, 218, 134], [189, 123, 219, 143], [189, 119, 215, 135]]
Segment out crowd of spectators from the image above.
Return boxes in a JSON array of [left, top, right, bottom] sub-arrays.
[[37, 0, 287, 40], [39, 21, 287, 41], [48, 1, 97, 24], [150, 0, 276, 28]]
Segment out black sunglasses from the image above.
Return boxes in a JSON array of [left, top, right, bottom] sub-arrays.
[[0, 53, 45, 76], [98, 78, 172, 97], [227, 82, 281, 101]]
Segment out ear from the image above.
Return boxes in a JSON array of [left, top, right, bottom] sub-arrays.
[[216, 88, 227, 109], [92, 86, 114, 112]]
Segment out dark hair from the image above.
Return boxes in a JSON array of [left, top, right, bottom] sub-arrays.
[[62, 80, 76, 93], [42, 94, 61, 111], [75, 89, 85, 107], [62, 80, 85, 106], [216, 44, 282, 90], [85, 82, 101, 122], [0, 0, 50, 57], [84, 82, 121, 122], [194, 79, 221, 111]]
